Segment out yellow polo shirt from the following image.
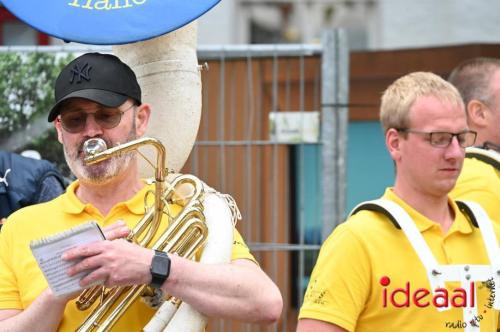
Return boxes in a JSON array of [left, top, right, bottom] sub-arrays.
[[450, 156, 500, 224], [0, 180, 255, 331], [299, 188, 500, 332]]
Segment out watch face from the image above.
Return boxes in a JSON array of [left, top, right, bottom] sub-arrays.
[[152, 252, 170, 278], [153, 258, 169, 276]]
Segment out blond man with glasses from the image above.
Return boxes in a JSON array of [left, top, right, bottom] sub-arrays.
[[297, 72, 500, 332]]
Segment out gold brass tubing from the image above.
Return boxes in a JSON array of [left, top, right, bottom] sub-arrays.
[[76, 137, 209, 331], [84, 137, 166, 248], [81, 212, 209, 331], [76, 192, 157, 311], [76, 286, 105, 311], [94, 285, 146, 332], [76, 287, 129, 332]]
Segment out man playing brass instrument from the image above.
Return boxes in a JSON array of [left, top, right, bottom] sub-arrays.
[[0, 53, 282, 331]]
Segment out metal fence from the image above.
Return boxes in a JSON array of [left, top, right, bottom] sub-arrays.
[[191, 31, 349, 332], [0, 29, 349, 332]]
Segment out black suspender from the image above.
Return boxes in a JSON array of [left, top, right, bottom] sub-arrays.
[[465, 147, 500, 171], [351, 200, 479, 229]]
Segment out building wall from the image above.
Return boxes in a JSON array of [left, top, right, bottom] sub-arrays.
[[197, 0, 500, 49], [5, 1, 500, 48], [197, 0, 238, 45], [374, 0, 500, 49]]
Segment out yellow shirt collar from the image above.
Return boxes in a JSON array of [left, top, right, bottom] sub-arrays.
[[61, 180, 152, 216], [383, 188, 473, 234]]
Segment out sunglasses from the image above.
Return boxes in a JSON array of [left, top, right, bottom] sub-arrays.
[[59, 104, 135, 133]]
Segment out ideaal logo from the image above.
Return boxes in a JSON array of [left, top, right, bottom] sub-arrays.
[[380, 276, 496, 329], [380, 276, 475, 308]]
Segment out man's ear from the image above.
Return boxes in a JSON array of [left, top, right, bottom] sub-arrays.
[[135, 103, 151, 137], [54, 119, 64, 144], [386, 128, 402, 161], [466, 99, 488, 128]]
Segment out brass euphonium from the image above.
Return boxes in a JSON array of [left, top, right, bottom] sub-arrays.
[[75, 137, 209, 332]]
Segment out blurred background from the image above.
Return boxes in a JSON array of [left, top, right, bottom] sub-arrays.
[[1, 0, 500, 331]]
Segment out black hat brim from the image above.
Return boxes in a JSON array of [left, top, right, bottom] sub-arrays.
[[48, 89, 128, 122]]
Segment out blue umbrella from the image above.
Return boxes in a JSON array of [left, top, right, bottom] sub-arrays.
[[1, 0, 221, 45]]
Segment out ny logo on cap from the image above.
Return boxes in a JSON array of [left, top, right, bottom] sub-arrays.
[[69, 63, 92, 84]]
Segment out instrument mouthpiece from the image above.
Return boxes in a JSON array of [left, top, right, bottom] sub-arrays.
[[83, 138, 108, 157]]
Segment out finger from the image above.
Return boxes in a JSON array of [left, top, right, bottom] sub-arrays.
[[79, 267, 108, 287], [103, 226, 131, 241], [67, 254, 103, 277], [102, 220, 130, 240], [62, 242, 104, 261]]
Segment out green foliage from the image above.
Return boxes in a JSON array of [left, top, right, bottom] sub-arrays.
[[0, 52, 73, 140], [0, 52, 75, 178]]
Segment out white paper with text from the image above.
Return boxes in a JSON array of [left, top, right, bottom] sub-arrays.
[[30, 221, 104, 297]]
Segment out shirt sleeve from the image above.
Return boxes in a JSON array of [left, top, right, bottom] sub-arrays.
[[0, 221, 23, 310], [298, 223, 371, 332], [231, 228, 257, 264]]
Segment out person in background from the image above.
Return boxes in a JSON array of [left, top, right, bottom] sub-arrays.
[[448, 57, 499, 223], [0, 150, 66, 227]]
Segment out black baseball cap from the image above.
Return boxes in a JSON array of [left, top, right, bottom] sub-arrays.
[[48, 52, 141, 122]]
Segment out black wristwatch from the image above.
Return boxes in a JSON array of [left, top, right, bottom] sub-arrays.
[[150, 250, 171, 288]]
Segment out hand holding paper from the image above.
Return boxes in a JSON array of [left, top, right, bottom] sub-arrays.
[[30, 220, 132, 297], [30, 221, 105, 297]]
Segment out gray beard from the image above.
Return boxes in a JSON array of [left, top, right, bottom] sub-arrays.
[[65, 127, 138, 184]]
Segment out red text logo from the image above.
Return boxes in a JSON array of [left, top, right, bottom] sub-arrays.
[[380, 276, 475, 308]]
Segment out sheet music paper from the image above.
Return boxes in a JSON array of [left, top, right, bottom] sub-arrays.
[[30, 221, 105, 297]]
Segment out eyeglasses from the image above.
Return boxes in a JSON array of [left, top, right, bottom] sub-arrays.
[[59, 104, 135, 133], [396, 129, 477, 148]]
